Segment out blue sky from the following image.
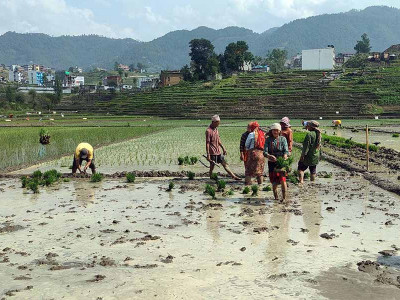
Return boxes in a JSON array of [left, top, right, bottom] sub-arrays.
[[0, 0, 399, 41]]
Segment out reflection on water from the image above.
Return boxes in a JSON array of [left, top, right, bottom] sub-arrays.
[[300, 188, 322, 241], [73, 181, 97, 205], [266, 203, 291, 274]]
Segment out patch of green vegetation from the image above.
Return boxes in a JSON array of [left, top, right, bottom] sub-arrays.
[[178, 156, 198, 165], [126, 172, 136, 183], [210, 173, 219, 182], [227, 189, 235, 196], [167, 181, 175, 191], [251, 185, 259, 196], [90, 173, 103, 183], [205, 184, 216, 199], [243, 186, 250, 194], [262, 185, 272, 192], [393, 133, 399, 138], [217, 180, 226, 192], [20, 169, 62, 193], [304, 172, 310, 180], [287, 173, 299, 184], [275, 156, 294, 173], [324, 173, 333, 178], [187, 171, 195, 180]]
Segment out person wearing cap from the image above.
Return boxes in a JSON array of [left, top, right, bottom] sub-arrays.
[[72, 142, 96, 174], [206, 115, 240, 180], [332, 120, 342, 128], [280, 117, 293, 155], [298, 120, 321, 183], [244, 121, 266, 185], [263, 123, 289, 202]]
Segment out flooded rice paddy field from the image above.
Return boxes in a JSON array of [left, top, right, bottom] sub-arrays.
[[1, 164, 400, 299]]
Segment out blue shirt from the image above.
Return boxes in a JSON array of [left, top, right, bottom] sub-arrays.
[[263, 136, 289, 157]]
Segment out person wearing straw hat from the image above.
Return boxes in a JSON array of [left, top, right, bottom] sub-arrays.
[[280, 117, 293, 155], [298, 120, 321, 183], [206, 115, 240, 180], [72, 142, 96, 174], [263, 123, 289, 202]]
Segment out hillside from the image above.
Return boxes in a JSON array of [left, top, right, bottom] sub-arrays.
[[56, 61, 400, 118], [1, 6, 400, 70]]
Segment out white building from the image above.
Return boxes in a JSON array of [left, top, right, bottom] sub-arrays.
[[9, 70, 23, 82], [302, 47, 335, 70]]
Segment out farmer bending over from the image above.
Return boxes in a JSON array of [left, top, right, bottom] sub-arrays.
[[72, 142, 96, 174], [206, 115, 240, 180]]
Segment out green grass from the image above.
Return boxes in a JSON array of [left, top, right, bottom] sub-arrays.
[[0, 126, 162, 170], [167, 181, 175, 191], [126, 172, 136, 183], [20, 169, 62, 193], [187, 171, 195, 180], [91, 173, 103, 183], [205, 184, 216, 199]]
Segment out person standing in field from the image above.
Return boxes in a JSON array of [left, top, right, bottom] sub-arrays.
[[240, 123, 251, 164], [72, 142, 96, 174], [280, 117, 293, 156], [298, 121, 321, 183], [264, 123, 289, 202], [206, 115, 240, 180], [244, 121, 266, 185]]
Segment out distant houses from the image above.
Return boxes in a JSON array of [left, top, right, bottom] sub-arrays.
[[160, 71, 183, 87]]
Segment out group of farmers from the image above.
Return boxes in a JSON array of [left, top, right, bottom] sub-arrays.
[[71, 114, 322, 203], [205, 115, 321, 202]]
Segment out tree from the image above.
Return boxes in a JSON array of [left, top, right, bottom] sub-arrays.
[[180, 65, 192, 81], [253, 56, 266, 66], [189, 39, 218, 80], [266, 49, 287, 73], [223, 41, 254, 73], [344, 53, 368, 69], [5, 86, 15, 102], [354, 33, 371, 54], [54, 78, 63, 103], [118, 69, 123, 77], [28, 89, 37, 106], [114, 62, 119, 71], [15, 92, 25, 104], [129, 64, 135, 72], [137, 63, 146, 70]]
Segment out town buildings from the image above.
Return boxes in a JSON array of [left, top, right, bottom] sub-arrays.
[[160, 71, 183, 87], [302, 46, 336, 70]]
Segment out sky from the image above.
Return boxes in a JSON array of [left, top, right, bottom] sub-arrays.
[[0, 0, 399, 41]]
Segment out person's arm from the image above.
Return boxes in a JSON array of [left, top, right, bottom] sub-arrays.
[[218, 140, 227, 156], [288, 130, 293, 152], [301, 133, 311, 161], [206, 131, 211, 161], [282, 137, 289, 159], [84, 159, 92, 171], [263, 138, 276, 162]]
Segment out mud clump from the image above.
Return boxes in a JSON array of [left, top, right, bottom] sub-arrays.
[[320, 233, 336, 239], [160, 255, 174, 264], [87, 274, 106, 282], [133, 264, 158, 269], [0, 224, 25, 234], [99, 256, 116, 267], [357, 260, 400, 288]]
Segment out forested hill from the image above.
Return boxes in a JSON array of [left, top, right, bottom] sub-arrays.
[[0, 6, 399, 71]]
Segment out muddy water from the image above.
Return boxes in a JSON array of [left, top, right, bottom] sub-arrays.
[[323, 128, 400, 152], [1, 166, 400, 299]]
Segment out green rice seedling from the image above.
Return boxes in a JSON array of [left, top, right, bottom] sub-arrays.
[[184, 156, 191, 165], [21, 176, 28, 188], [190, 157, 198, 165], [178, 156, 185, 165], [210, 173, 219, 182], [32, 170, 43, 180], [187, 171, 195, 180], [126, 172, 136, 183], [304, 172, 311, 180], [287, 174, 299, 184], [275, 156, 294, 173], [243, 186, 250, 194], [324, 173, 333, 178], [43, 169, 61, 185], [167, 181, 175, 191], [251, 185, 259, 196], [28, 180, 40, 194], [91, 173, 103, 183], [205, 184, 216, 199], [63, 178, 71, 182], [227, 189, 235, 196], [262, 185, 272, 192], [217, 180, 226, 192], [393, 133, 399, 138]]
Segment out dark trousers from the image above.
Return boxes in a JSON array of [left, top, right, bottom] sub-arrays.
[[72, 156, 96, 173]]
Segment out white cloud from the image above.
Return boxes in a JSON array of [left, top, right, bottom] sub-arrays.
[[0, 0, 137, 38]]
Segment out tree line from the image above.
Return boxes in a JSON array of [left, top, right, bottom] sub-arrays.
[[180, 39, 288, 81]]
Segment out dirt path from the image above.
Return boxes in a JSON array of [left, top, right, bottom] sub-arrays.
[[1, 167, 400, 299]]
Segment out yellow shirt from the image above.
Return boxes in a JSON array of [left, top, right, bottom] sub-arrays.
[[333, 120, 342, 126], [75, 143, 94, 160]]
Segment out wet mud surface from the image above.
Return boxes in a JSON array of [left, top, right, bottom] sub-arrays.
[[1, 167, 400, 299]]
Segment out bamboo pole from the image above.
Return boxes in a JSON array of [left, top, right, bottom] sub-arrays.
[[366, 125, 369, 171]]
